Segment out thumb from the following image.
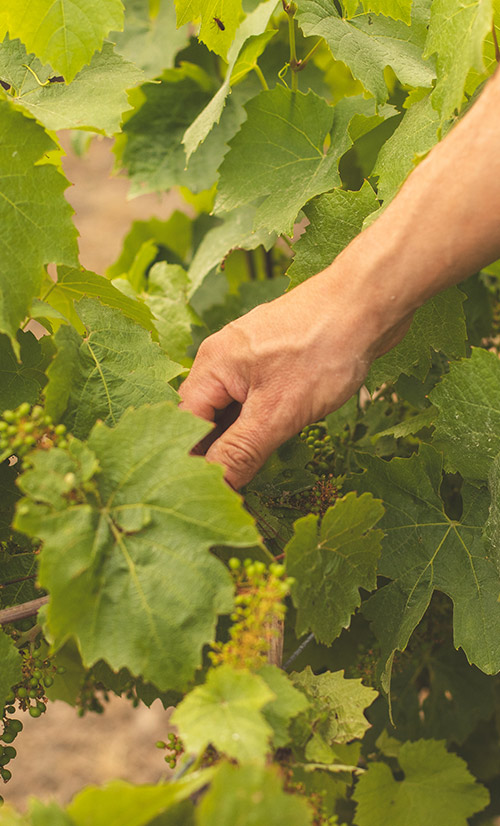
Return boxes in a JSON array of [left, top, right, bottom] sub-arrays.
[[205, 396, 295, 489]]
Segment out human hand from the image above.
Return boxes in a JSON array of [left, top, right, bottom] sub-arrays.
[[180, 261, 411, 489]]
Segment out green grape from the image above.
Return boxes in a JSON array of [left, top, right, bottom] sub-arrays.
[[29, 706, 42, 718], [5, 707, 15, 715], [1, 732, 16, 744], [43, 676, 53, 688], [155, 740, 166, 749], [17, 402, 30, 418], [3, 748, 15, 760], [9, 720, 22, 733], [2, 411, 14, 423], [29, 689, 37, 699], [4, 694, 15, 705], [0, 422, 7, 432], [0, 768, 12, 782], [29, 677, 39, 688]]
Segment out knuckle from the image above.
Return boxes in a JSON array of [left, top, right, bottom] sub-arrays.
[[214, 432, 262, 475]]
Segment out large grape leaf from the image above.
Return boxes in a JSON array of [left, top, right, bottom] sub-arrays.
[[182, 0, 278, 160], [367, 287, 466, 389], [172, 665, 275, 762], [486, 452, 500, 577], [355, 446, 500, 691], [44, 298, 183, 438], [175, 0, 242, 60], [107, 212, 193, 280], [41, 266, 154, 333], [14, 404, 259, 690], [429, 348, 500, 481], [291, 667, 378, 746], [0, 100, 78, 348], [0, 38, 143, 136], [197, 763, 313, 826], [373, 93, 440, 204], [118, 64, 244, 196], [295, 0, 434, 105], [188, 206, 276, 297], [67, 772, 214, 826], [286, 493, 384, 644], [424, 0, 492, 122], [353, 739, 489, 826], [258, 664, 310, 748], [0, 0, 124, 83], [215, 86, 343, 236], [356, 0, 413, 24], [111, 0, 190, 78], [287, 182, 379, 289], [0, 629, 22, 716]]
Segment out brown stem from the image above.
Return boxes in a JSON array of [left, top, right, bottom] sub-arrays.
[[0, 596, 49, 626], [0, 575, 37, 588], [266, 617, 284, 667]]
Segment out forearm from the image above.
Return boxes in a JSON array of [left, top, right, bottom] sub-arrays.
[[333, 69, 500, 334]]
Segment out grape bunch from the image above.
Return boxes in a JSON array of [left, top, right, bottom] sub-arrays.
[[0, 403, 68, 464], [209, 558, 294, 670], [300, 422, 334, 475], [156, 733, 184, 769]]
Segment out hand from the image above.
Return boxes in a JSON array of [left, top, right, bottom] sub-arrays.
[[179, 262, 411, 489]]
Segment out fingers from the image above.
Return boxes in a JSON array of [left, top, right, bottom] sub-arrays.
[[205, 396, 297, 489], [179, 367, 235, 423]]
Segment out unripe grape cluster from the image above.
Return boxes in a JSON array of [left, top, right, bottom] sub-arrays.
[[0, 403, 68, 464], [155, 732, 184, 769], [209, 558, 294, 670], [300, 422, 334, 475]]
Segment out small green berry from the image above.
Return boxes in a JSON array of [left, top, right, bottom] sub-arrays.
[[0, 768, 12, 782], [2, 411, 14, 423], [54, 424, 66, 435], [155, 740, 166, 749], [16, 687, 27, 699], [228, 557, 241, 570], [17, 403, 30, 418]]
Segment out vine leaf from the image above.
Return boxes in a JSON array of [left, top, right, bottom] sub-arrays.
[[367, 287, 466, 389], [295, 0, 434, 105], [0, 0, 124, 83], [0, 38, 144, 136], [353, 739, 489, 826], [258, 664, 310, 748], [215, 86, 344, 236], [44, 298, 183, 438], [286, 493, 384, 645], [373, 93, 440, 204], [182, 0, 278, 160], [197, 762, 313, 826], [291, 667, 378, 747], [111, 0, 190, 79], [424, 0, 493, 122], [172, 664, 275, 762], [0, 100, 78, 349], [143, 263, 200, 363], [486, 452, 500, 577], [175, 0, 242, 60], [14, 404, 259, 691], [429, 347, 500, 481], [0, 330, 50, 410], [41, 266, 154, 334], [357, 0, 413, 24], [287, 182, 379, 289], [67, 772, 215, 826], [355, 446, 500, 691], [0, 630, 23, 716], [118, 64, 244, 196]]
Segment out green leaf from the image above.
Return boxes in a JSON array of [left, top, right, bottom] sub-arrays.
[[201, 278, 289, 334], [0, 629, 23, 715], [197, 762, 313, 826], [359, 0, 412, 24], [182, 0, 278, 160], [67, 772, 215, 826], [353, 739, 489, 826], [143, 263, 199, 363], [0, 330, 49, 410], [258, 664, 310, 748], [172, 664, 275, 762], [215, 86, 343, 236], [0, 38, 143, 135], [28, 801, 74, 826], [188, 206, 276, 297], [15, 403, 259, 689], [429, 348, 500, 481], [367, 287, 467, 389], [356, 446, 500, 689], [44, 298, 183, 438], [286, 493, 384, 645], [287, 182, 379, 289], [295, 0, 434, 105], [373, 94, 440, 204], [111, 0, 190, 79], [175, 0, 242, 60], [424, 0, 493, 121], [291, 666, 378, 745], [230, 30, 277, 84], [1, 0, 124, 83], [108, 212, 193, 280], [42, 266, 154, 333], [118, 65, 244, 196], [485, 452, 500, 576], [0, 100, 78, 347]]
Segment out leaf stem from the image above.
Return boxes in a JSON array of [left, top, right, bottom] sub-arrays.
[[283, 0, 299, 91], [254, 64, 269, 91], [493, 25, 500, 64], [283, 632, 315, 670], [297, 38, 322, 71]]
